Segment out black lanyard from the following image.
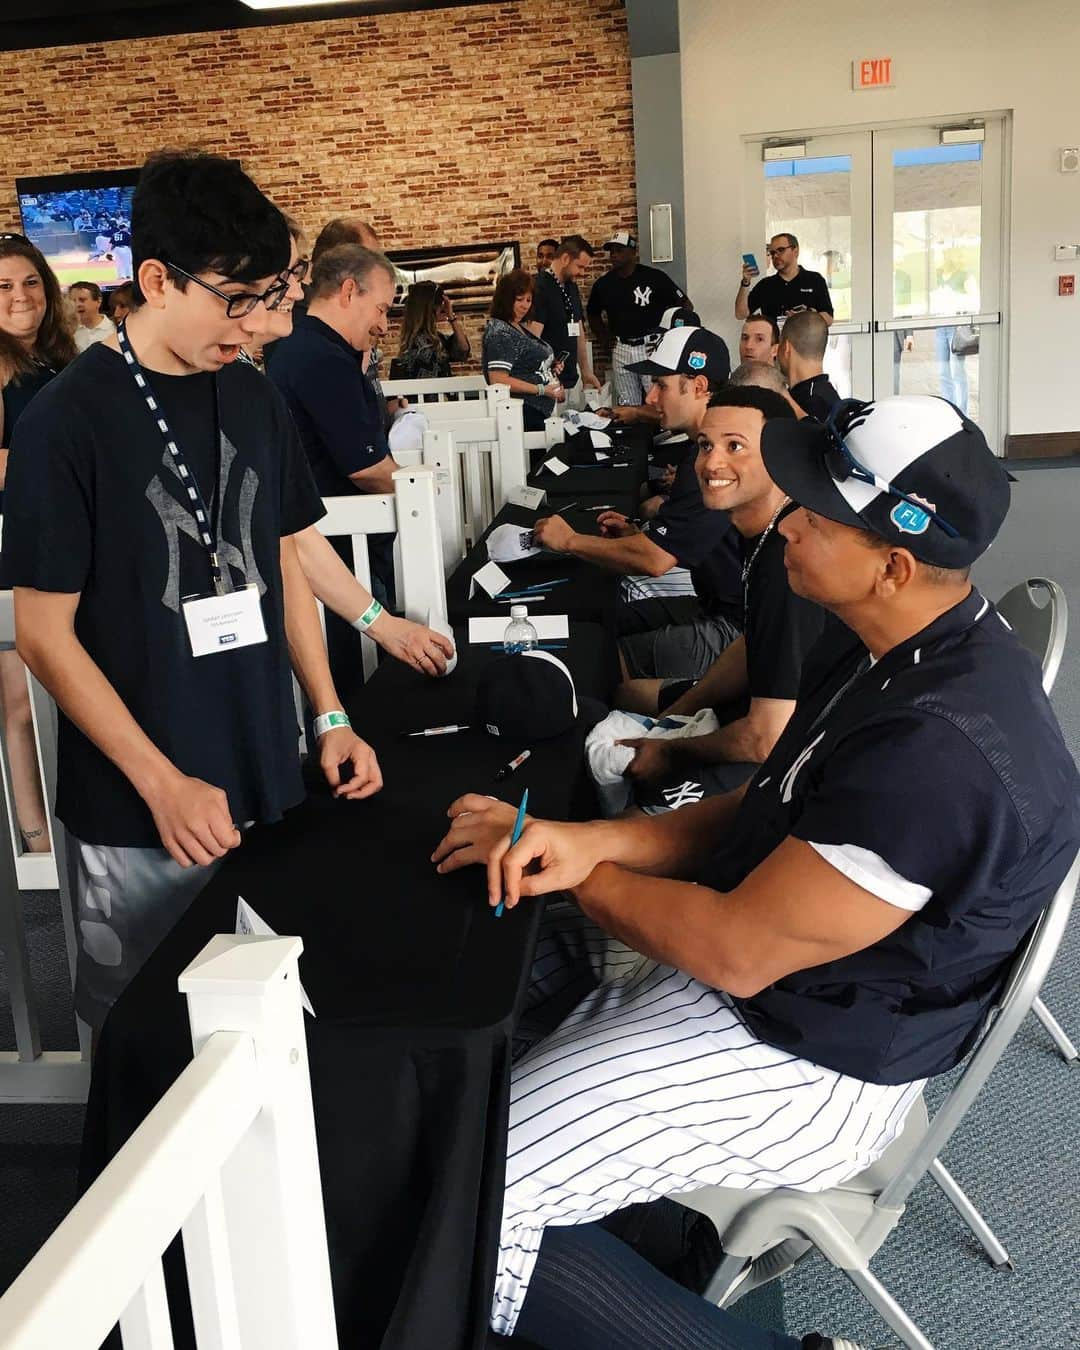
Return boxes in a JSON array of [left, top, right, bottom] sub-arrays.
[[552, 273, 577, 322], [117, 322, 227, 596]]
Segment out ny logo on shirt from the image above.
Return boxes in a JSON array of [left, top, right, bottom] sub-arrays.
[[633, 285, 653, 307], [145, 433, 266, 612], [778, 731, 826, 804], [663, 780, 705, 809]]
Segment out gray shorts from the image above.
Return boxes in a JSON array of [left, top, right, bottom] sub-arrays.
[[68, 830, 224, 1029], [619, 613, 741, 682]]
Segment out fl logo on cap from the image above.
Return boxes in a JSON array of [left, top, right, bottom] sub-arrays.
[[890, 495, 935, 535], [687, 351, 707, 371]]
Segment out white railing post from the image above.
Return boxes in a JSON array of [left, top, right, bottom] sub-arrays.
[[179, 935, 338, 1350], [391, 467, 447, 625], [492, 397, 528, 510], [422, 427, 467, 568]]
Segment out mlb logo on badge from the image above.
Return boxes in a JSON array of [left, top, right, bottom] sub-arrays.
[[687, 351, 707, 371], [890, 495, 935, 535]]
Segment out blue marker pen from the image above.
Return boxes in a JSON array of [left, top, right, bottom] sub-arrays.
[[495, 786, 529, 918]]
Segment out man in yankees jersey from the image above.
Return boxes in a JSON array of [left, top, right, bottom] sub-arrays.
[[586, 231, 693, 406], [435, 395, 1080, 1346], [4, 151, 382, 1029]]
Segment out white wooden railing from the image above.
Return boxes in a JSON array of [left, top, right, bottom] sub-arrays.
[[315, 465, 448, 683], [0, 933, 338, 1350], [0, 590, 90, 1106]]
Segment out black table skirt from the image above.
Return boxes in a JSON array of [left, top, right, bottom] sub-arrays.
[[80, 623, 617, 1350]]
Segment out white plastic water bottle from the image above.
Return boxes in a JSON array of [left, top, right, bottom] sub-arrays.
[[503, 604, 538, 654]]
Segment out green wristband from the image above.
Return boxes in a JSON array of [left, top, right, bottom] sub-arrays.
[[313, 710, 350, 738], [352, 599, 383, 631]]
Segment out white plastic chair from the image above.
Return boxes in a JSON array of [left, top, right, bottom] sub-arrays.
[[995, 578, 1074, 1061], [680, 850, 1080, 1350]]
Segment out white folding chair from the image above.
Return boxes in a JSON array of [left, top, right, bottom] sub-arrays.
[[680, 850, 1080, 1350], [995, 578, 1074, 1061]]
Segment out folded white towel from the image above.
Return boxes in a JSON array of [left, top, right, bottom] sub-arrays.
[[586, 707, 719, 816]]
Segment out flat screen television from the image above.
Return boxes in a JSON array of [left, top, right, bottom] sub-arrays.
[[15, 167, 140, 290]]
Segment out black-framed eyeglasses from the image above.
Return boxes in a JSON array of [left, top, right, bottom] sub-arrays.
[[282, 257, 310, 284], [165, 261, 289, 318], [766, 246, 791, 257], [823, 400, 960, 539]]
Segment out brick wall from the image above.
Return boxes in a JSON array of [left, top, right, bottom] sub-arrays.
[[0, 0, 635, 370]]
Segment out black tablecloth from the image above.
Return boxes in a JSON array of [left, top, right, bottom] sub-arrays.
[[527, 423, 650, 500], [81, 623, 618, 1350]]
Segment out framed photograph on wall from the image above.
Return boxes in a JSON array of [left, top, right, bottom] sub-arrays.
[[386, 240, 521, 311]]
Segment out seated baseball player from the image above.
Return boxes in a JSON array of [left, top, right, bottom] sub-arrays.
[[433, 395, 1080, 1349]]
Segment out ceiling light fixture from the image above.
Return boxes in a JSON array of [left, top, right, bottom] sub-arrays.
[[239, 0, 367, 11]]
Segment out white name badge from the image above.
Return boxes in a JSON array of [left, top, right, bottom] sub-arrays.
[[566, 320, 581, 337], [182, 583, 268, 658]]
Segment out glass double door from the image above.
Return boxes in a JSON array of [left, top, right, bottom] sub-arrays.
[[745, 118, 1004, 450]]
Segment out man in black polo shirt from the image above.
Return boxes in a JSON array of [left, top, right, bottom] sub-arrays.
[[735, 232, 833, 326], [527, 233, 601, 393], [433, 393, 1080, 1345], [586, 231, 692, 406], [531, 328, 743, 685], [778, 309, 841, 420], [616, 389, 826, 808]]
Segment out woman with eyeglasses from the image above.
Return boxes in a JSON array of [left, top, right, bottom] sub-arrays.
[[389, 280, 470, 380], [0, 234, 77, 853]]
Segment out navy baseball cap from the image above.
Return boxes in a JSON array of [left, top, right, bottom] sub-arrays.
[[659, 305, 701, 330], [760, 395, 1011, 569], [627, 326, 731, 382]]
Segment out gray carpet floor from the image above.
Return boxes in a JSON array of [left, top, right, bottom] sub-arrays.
[[1, 462, 1078, 1348]]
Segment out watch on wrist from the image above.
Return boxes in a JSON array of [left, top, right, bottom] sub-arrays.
[[740, 278, 751, 287]]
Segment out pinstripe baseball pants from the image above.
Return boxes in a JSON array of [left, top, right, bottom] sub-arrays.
[[612, 338, 655, 405], [491, 900, 924, 1336]]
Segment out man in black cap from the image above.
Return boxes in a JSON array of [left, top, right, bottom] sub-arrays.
[[434, 394, 1080, 1347], [586, 231, 693, 406], [533, 327, 745, 685]]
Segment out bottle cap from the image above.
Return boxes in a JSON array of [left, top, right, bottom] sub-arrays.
[[509, 604, 528, 619]]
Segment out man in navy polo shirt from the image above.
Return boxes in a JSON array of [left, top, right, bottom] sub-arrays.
[[433, 394, 1080, 1344], [267, 243, 399, 605]]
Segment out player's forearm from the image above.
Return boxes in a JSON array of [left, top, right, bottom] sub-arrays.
[[565, 530, 673, 577], [669, 719, 762, 768], [582, 787, 748, 881], [280, 535, 341, 717], [14, 599, 177, 800]]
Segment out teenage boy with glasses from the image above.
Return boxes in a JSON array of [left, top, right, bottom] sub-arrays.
[[735, 233, 833, 327], [3, 151, 382, 1030]]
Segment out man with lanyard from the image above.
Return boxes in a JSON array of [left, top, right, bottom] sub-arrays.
[[431, 393, 1080, 1349], [3, 151, 381, 1031], [616, 388, 826, 815], [735, 233, 833, 328], [778, 310, 841, 421], [532, 328, 744, 687], [586, 231, 692, 406], [527, 233, 601, 395]]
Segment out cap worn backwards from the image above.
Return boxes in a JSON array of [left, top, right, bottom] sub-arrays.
[[759, 395, 1011, 569]]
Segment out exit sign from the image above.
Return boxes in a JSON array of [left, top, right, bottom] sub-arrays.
[[853, 57, 894, 90]]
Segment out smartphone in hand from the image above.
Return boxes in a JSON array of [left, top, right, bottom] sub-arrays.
[[742, 253, 760, 277]]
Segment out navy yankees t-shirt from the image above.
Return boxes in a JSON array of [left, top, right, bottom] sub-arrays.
[[2, 342, 325, 846], [703, 590, 1080, 1083], [586, 264, 689, 342]]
